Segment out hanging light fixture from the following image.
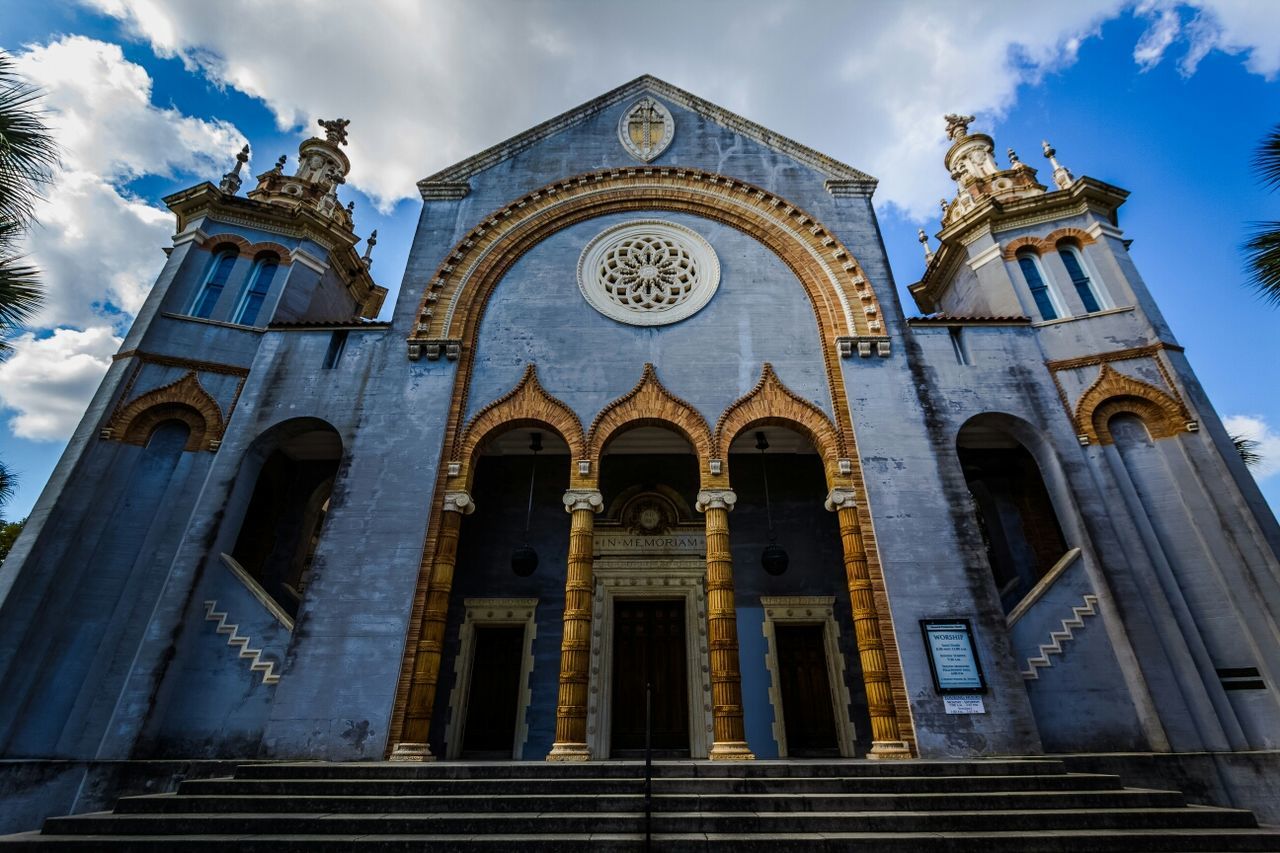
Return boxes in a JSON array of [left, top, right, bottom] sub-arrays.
[[511, 431, 542, 577], [756, 431, 789, 576]]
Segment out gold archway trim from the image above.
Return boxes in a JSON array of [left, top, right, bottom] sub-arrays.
[[1075, 363, 1189, 444], [106, 371, 224, 452]]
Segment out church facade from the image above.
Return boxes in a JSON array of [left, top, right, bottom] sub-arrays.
[[2, 76, 1279, 821]]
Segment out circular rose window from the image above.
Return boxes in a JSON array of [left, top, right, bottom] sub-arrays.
[[577, 220, 720, 326]]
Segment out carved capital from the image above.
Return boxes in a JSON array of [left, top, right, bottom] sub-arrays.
[[824, 487, 858, 512], [695, 489, 737, 513], [441, 490, 475, 515], [562, 489, 604, 514]]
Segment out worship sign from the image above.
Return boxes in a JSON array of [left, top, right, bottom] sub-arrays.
[[920, 619, 987, 694]]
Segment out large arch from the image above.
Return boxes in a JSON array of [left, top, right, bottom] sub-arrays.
[[388, 170, 912, 753]]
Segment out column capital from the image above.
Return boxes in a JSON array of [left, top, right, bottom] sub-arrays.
[[824, 486, 858, 512], [696, 488, 737, 513], [441, 490, 475, 515], [562, 489, 604, 513]]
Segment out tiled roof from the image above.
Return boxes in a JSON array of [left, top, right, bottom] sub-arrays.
[[907, 314, 1031, 325]]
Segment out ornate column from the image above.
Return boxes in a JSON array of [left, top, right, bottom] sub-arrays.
[[695, 489, 754, 760], [391, 490, 475, 761], [826, 486, 911, 759], [547, 488, 604, 761]]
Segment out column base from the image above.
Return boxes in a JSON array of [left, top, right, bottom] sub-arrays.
[[708, 741, 756, 760], [388, 742, 436, 762], [546, 742, 592, 762], [868, 740, 912, 759]]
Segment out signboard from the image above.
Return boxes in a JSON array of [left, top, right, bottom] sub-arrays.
[[943, 695, 986, 715], [920, 619, 987, 694]]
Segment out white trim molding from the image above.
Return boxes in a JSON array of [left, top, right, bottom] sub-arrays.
[[586, 559, 713, 759], [760, 595, 859, 758], [444, 597, 538, 760]]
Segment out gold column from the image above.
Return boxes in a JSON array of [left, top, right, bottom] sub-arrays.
[[695, 489, 754, 760], [390, 490, 475, 761], [547, 489, 604, 761], [826, 486, 911, 758]]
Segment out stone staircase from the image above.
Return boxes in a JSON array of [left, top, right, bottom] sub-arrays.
[[4, 758, 1280, 850]]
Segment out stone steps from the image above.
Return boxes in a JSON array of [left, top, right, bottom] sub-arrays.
[[4, 759, 1279, 850]]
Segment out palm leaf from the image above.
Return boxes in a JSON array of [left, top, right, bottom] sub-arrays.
[[1231, 433, 1263, 469], [1243, 221, 1280, 305], [0, 51, 57, 228], [1255, 124, 1280, 192], [0, 460, 13, 512]]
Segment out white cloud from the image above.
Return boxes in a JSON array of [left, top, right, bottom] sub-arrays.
[[1223, 415, 1280, 480], [77, 1, 1280, 221], [0, 327, 121, 440], [12, 36, 245, 329]]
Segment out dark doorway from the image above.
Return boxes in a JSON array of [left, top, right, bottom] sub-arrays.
[[776, 624, 839, 756], [461, 625, 526, 758], [612, 599, 689, 756]]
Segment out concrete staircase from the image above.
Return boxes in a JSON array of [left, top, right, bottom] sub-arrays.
[[5, 758, 1280, 850]]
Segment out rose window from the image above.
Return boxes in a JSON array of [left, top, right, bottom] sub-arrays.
[[577, 220, 720, 326]]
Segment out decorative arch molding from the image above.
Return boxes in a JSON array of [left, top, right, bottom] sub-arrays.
[[1075, 364, 1189, 445], [585, 363, 714, 478], [454, 364, 586, 485], [198, 232, 294, 265], [714, 363, 847, 485], [106, 371, 224, 452], [1002, 228, 1097, 260], [406, 167, 885, 358]]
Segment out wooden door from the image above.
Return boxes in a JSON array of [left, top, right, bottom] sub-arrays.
[[611, 599, 689, 755], [461, 625, 525, 758], [776, 623, 839, 756]]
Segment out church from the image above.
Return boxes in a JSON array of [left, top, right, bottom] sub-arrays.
[[1, 75, 1279, 841]]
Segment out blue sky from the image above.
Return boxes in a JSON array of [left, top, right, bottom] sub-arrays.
[[0, 0, 1278, 519]]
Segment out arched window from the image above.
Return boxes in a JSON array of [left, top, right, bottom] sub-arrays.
[[233, 254, 280, 326], [1057, 243, 1106, 313], [1016, 251, 1062, 321], [191, 247, 238, 319]]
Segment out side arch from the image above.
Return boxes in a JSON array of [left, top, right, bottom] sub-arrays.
[[1075, 364, 1188, 444], [586, 363, 713, 477], [108, 371, 224, 452], [197, 233, 295, 265], [454, 364, 586, 486], [714, 362, 846, 485]]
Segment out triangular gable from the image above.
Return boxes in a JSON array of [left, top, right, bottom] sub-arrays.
[[417, 74, 876, 198]]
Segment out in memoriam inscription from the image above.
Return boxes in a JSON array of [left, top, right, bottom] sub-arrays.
[[594, 530, 706, 556]]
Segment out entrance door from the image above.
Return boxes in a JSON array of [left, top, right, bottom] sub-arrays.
[[776, 624, 839, 756], [461, 625, 525, 758], [611, 599, 689, 756]]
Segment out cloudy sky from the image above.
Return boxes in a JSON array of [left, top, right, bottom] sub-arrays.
[[0, 0, 1278, 517]]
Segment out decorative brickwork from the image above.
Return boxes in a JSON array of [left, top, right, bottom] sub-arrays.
[[714, 362, 846, 485], [454, 364, 586, 485], [1001, 227, 1096, 260], [1075, 363, 1189, 444], [198, 232, 295, 264], [106, 371, 224, 452], [585, 363, 714, 476]]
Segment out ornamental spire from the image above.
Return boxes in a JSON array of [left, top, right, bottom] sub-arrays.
[[362, 229, 377, 268], [918, 228, 934, 262], [1042, 139, 1075, 190], [218, 144, 250, 195]]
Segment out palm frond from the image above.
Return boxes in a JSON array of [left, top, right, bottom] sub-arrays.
[[1255, 123, 1280, 192], [1243, 221, 1280, 306], [0, 51, 58, 228], [0, 460, 13, 511], [1231, 433, 1264, 469]]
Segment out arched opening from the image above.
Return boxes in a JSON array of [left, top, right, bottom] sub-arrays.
[[957, 418, 1069, 614], [593, 422, 703, 758], [442, 424, 572, 760], [227, 419, 342, 618], [726, 423, 868, 758]]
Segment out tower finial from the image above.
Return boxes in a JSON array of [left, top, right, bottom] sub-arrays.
[[1007, 147, 1021, 167], [918, 228, 934, 262], [944, 113, 975, 141], [218, 144, 250, 195], [318, 118, 350, 146], [362, 229, 377, 268], [1042, 139, 1074, 189], [272, 154, 286, 174]]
